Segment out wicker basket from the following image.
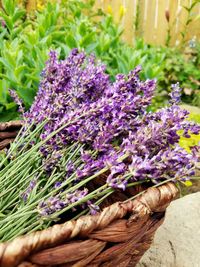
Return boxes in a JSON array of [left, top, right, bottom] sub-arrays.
[[0, 121, 179, 267], [0, 121, 22, 150]]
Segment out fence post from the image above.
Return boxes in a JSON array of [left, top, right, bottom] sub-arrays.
[[26, 0, 37, 13]]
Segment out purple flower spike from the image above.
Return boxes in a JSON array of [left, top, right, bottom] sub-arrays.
[[9, 89, 25, 114], [169, 83, 182, 105]]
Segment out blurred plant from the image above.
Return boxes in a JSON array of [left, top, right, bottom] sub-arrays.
[[134, 0, 140, 36], [157, 45, 200, 107], [165, 9, 171, 47], [181, 0, 200, 45], [36, 0, 45, 11], [186, 36, 200, 106], [106, 5, 113, 15], [103, 38, 165, 82], [165, 6, 183, 47], [0, 0, 103, 120], [0, 0, 165, 121], [119, 4, 126, 20]]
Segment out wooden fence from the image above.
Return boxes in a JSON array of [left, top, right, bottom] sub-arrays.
[[95, 0, 200, 46]]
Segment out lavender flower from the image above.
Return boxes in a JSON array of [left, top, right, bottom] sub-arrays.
[[9, 89, 24, 114], [20, 50, 199, 218], [169, 83, 182, 105], [38, 188, 89, 216], [87, 201, 100, 215], [21, 178, 37, 202], [38, 196, 66, 216]]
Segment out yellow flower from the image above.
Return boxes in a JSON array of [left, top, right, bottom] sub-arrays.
[[119, 5, 126, 19], [182, 180, 193, 187], [107, 5, 113, 15], [37, 0, 44, 11], [179, 133, 200, 153]]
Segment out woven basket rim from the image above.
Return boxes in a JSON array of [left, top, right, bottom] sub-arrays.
[[0, 182, 179, 267]]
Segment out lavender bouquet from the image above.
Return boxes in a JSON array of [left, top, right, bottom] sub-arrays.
[[0, 49, 199, 242]]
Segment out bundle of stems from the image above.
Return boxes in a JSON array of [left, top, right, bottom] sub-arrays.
[[0, 120, 146, 242]]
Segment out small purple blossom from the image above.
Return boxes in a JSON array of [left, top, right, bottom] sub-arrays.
[[169, 83, 182, 105], [1, 19, 6, 28], [87, 201, 100, 215], [38, 196, 66, 216], [22, 178, 37, 202], [9, 89, 24, 114], [54, 182, 62, 188]]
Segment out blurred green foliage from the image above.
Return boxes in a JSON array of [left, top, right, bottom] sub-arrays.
[[0, 0, 165, 121], [157, 44, 200, 108]]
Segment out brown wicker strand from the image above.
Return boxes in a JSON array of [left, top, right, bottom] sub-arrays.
[[0, 132, 19, 140], [0, 121, 23, 131], [0, 182, 178, 267], [0, 138, 15, 150], [0, 121, 23, 149]]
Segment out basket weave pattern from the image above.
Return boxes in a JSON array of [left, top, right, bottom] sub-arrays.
[[0, 121, 22, 150], [0, 182, 178, 267]]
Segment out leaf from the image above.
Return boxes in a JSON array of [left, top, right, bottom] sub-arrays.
[[25, 73, 40, 83], [0, 14, 13, 32], [186, 18, 193, 25], [0, 80, 8, 104], [17, 88, 36, 106], [0, 58, 12, 71], [80, 32, 95, 47], [85, 42, 98, 53], [14, 65, 26, 81], [2, 0, 14, 15], [66, 34, 77, 49], [79, 22, 87, 36], [0, 110, 19, 122], [5, 102, 16, 110], [190, 1, 198, 10], [182, 5, 190, 12], [33, 46, 47, 68], [51, 31, 65, 41], [12, 9, 25, 24]]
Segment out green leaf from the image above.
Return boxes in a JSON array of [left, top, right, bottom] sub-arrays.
[[0, 110, 19, 122], [85, 42, 98, 53], [0, 80, 8, 104], [5, 102, 16, 110], [12, 9, 25, 24], [14, 66, 26, 81], [2, 0, 15, 16], [0, 58, 12, 71], [25, 74, 40, 83], [79, 22, 87, 36], [186, 18, 193, 25], [17, 88, 35, 106], [80, 32, 95, 47], [0, 14, 13, 32], [51, 31, 65, 41], [66, 34, 77, 49]]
